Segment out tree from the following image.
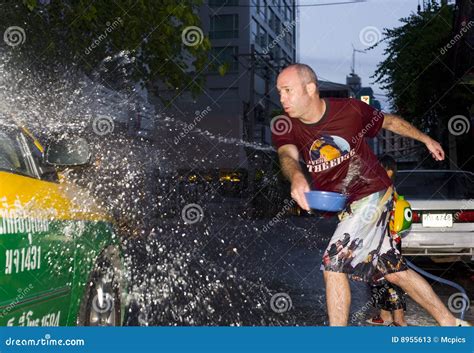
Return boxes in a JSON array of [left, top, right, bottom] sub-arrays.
[[372, 1, 472, 169], [373, 2, 450, 132], [0, 0, 211, 95]]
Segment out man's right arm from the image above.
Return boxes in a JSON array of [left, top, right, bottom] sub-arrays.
[[278, 144, 311, 211]]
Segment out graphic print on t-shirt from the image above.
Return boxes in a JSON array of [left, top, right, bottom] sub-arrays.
[[307, 135, 356, 173]]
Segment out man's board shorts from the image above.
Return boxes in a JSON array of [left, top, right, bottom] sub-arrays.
[[321, 187, 407, 283]]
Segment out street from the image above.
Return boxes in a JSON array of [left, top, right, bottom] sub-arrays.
[[123, 204, 474, 326]]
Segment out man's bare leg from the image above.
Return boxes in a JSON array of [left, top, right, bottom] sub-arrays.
[[380, 309, 393, 323], [392, 309, 407, 326], [324, 271, 351, 326], [385, 269, 456, 326]]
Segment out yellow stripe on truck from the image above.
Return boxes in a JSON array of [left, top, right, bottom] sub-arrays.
[[0, 171, 111, 223]]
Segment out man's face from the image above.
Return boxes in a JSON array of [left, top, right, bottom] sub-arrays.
[[276, 68, 313, 118]]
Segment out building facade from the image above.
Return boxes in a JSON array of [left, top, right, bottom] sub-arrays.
[[202, 0, 298, 145], [152, 0, 298, 172]]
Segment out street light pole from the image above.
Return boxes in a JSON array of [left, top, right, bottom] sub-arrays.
[[248, 44, 255, 143], [235, 47, 285, 143]]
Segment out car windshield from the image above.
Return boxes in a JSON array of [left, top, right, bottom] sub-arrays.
[[0, 128, 30, 176], [395, 171, 474, 200]]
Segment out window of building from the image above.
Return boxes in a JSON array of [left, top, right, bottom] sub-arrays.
[[208, 0, 238, 6], [256, 25, 267, 48], [269, 9, 277, 33], [251, 18, 258, 43], [275, 46, 282, 60], [275, 16, 281, 35], [283, 25, 294, 47], [269, 10, 281, 35], [285, 4, 291, 21], [268, 36, 281, 59], [261, 0, 268, 20], [252, 0, 261, 15], [210, 14, 239, 39], [209, 46, 239, 72]]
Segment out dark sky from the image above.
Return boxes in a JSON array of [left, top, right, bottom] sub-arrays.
[[299, 0, 424, 110]]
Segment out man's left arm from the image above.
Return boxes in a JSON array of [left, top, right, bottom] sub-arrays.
[[382, 114, 445, 161]]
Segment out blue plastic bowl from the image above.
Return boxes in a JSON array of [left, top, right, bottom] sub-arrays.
[[305, 191, 348, 212]]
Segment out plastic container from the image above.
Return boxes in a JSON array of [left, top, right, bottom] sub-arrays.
[[304, 191, 348, 212]]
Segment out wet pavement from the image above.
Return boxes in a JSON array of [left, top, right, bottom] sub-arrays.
[[124, 207, 473, 326]]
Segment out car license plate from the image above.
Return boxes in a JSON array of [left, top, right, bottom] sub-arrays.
[[422, 213, 453, 228]]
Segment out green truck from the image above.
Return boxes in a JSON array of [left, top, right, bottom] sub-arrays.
[[0, 119, 125, 326]]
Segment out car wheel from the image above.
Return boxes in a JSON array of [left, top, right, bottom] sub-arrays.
[[78, 247, 122, 326]]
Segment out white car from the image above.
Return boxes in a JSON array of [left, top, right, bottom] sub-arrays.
[[395, 170, 474, 260]]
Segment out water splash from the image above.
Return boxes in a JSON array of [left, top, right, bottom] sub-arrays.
[[0, 48, 302, 326], [339, 156, 363, 194]]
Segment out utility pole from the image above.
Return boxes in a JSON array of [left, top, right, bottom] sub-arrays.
[[248, 44, 255, 142], [351, 45, 366, 75], [236, 45, 284, 143], [235, 46, 286, 210]]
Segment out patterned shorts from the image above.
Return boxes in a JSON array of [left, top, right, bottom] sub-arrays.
[[371, 282, 407, 311], [321, 188, 407, 283]]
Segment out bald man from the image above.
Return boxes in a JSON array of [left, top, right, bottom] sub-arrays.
[[272, 63, 470, 327]]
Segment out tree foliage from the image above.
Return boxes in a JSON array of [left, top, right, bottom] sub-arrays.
[[372, 2, 468, 138], [0, 0, 210, 95]]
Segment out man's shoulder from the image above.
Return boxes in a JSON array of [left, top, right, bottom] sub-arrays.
[[327, 97, 360, 105], [327, 97, 363, 115]]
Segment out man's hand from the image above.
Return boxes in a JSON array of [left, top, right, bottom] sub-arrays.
[[277, 144, 311, 211], [383, 115, 445, 161], [291, 173, 311, 211], [425, 138, 445, 161]]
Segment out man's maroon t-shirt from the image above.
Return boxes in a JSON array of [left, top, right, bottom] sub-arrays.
[[272, 97, 392, 203]]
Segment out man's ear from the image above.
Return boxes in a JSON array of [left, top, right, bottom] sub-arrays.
[[305, 82, 317, 96]]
